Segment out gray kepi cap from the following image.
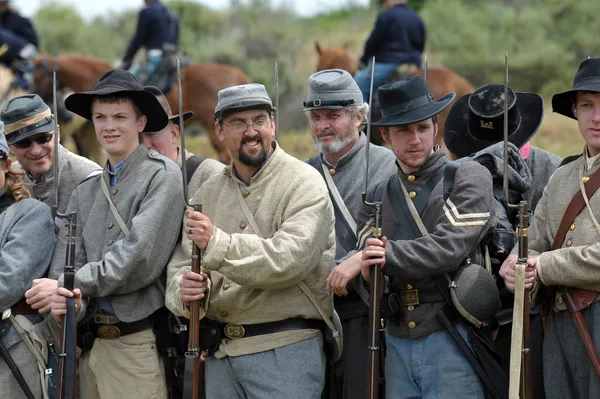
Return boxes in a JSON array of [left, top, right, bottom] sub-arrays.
[[214, 83, 275, 122], [304, 69, 363, 111]]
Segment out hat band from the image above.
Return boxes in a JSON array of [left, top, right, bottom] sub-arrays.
[[5, 108, 52, 135], [303, 99, 357, 108], [380, 95, 433, 119]]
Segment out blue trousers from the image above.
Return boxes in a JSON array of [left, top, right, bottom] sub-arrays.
[[385, 325, 484, 399], [129, 54, 162, 81], [205, 334, 325, 398], [354, 62, 400, 104]]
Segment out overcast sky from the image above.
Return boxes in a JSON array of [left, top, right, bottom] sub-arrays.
[[13, 0, 370, 19]]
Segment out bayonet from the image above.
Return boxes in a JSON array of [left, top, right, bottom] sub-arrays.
[[424, 54, 428, 87], [178, 57, 206, 399], [363, 57, 383, 399], [53, 71, 78, 399], [275, 61, 280, 142]]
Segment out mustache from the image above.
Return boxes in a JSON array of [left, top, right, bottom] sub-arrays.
[[316, 129, 336, 138]]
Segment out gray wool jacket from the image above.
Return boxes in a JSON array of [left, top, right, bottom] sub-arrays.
[[1, 197, 55, 349], [356, 150, 496, 338], [523, 146, 561, 213], [49, 145, 185, 323], [307, 134, 397, 319], [19, 145, 102, 214]]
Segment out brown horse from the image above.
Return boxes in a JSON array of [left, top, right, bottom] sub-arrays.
[[315, 43, 474, 146], [32, 54, 252, 163]]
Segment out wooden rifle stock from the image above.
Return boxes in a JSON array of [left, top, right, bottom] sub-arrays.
[[183, 205, 206, 399], [56, 213, 78, 399], [366, 204, 383, 399]]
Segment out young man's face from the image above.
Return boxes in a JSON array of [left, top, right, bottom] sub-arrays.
[[381, 118, 436, 173], [8, 130, 55, 181], [140, 121, 179, 163], [573, 91, 600, 157], [309, 108, 361, 155], [216, 109, 274, 167], [91, 99, 146, 163]]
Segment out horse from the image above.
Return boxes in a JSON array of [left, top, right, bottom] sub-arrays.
[[315, 42, 475, 147], [32, 54, 252, 164]]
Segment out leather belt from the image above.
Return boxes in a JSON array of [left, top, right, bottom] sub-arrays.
[[389, 288, 445, 307], [11, 298, 37, 315], [218, 318, 323, 340], [87, 317, 152, 340]]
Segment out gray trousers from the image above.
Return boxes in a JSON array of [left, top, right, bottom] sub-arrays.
[[0, 340, 42, 399], [544, 305, 600, 399], [206, 334, 325, 399]]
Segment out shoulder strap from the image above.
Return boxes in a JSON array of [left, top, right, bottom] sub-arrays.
[[552, 166, 600, 250], [100, 177, 130, 235], [443, 160, 460, 201], [183, 155, 205, 186]]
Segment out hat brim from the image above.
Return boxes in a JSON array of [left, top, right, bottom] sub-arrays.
[[372, 93, 456, 127], [444, 92, 544, 159], [65, 88, 169, 132], [6, 118, 56, 145], [170, 111, 193, 124], [552, 81, 600, 119]]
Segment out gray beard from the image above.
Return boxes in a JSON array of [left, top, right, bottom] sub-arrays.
[[313, 134, 355, 155]]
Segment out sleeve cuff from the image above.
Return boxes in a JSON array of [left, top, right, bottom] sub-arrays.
[[203, 227, 230, 271]]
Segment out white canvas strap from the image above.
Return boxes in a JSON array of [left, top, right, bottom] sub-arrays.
[[321, 163, 357, 237]]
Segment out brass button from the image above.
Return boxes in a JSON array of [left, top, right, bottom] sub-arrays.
[[111, 188, 118, 196], [107, 222, 114, 229], [408, 321, 416, 329], [566, 240, 572, 247], [105, 239, 113, 246], [221, 311, 229, 318], [329, 168, 336, 176], [582, 176, 590, 184], [406, 284, 413, 290], [570, 224, 576, 231], [407, 175, 416, 183], [223, 284, 230, 290], [407, 305, 415, 312], [239, 222, 247, 230], [556, 296, 564, 305], [242, 191, 249, 198], [409, 191, 417, 199]]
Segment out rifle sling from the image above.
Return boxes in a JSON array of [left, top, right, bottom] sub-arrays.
[[0, 319, 35, 399]]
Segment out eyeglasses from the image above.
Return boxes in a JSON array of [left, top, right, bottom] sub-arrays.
[[11, 132, 54, 149], [225, 119, 270, 134]]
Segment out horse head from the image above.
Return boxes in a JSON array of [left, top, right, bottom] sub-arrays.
[[315, 42, 358, 75]]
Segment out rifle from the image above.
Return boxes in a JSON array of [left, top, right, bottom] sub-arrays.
[[53, 71, 78, 399], [502, 53, 532, 399], [178, 57, 207, 399], [274, 61, 280, 143], [362, 57, 383, 399]]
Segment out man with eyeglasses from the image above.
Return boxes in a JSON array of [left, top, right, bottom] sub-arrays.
[[166, 83, 336, 398], [141, 85, 224, 195], [1, 94, 101, 214], [305, 69, 396, 399]]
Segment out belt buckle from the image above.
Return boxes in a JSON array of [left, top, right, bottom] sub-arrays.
[[399, 289, 419, 306], [97, 325, 121, 340], [223, 324, 245, 340]]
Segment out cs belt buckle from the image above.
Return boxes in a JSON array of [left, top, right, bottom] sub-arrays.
[[97, 325, 121, 340], [399, 289, 419, 306], [224, 324, 246, 339]]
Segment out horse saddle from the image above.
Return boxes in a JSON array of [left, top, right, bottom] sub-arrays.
[[142, 52, 191, 94]]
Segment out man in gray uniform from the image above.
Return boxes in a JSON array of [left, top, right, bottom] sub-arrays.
[[141, 85, 224, 195], [2, 94, 101, 213], [359, 76, 496, 398], [48, 69, 185, 398], [304, 69, 396, 398], [501, 57, 600, 399]]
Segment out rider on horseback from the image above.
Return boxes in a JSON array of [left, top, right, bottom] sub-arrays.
[[0, 0, 39, 90], [354, 0, 425, 103], [118, 0, 179, 89]]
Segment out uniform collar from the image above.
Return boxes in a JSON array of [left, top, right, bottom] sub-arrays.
[[103, 144, 148, 183], [396, 146, 447, 179]]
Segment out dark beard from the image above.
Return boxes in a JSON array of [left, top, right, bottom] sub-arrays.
[[238, 137, 268, 167]]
